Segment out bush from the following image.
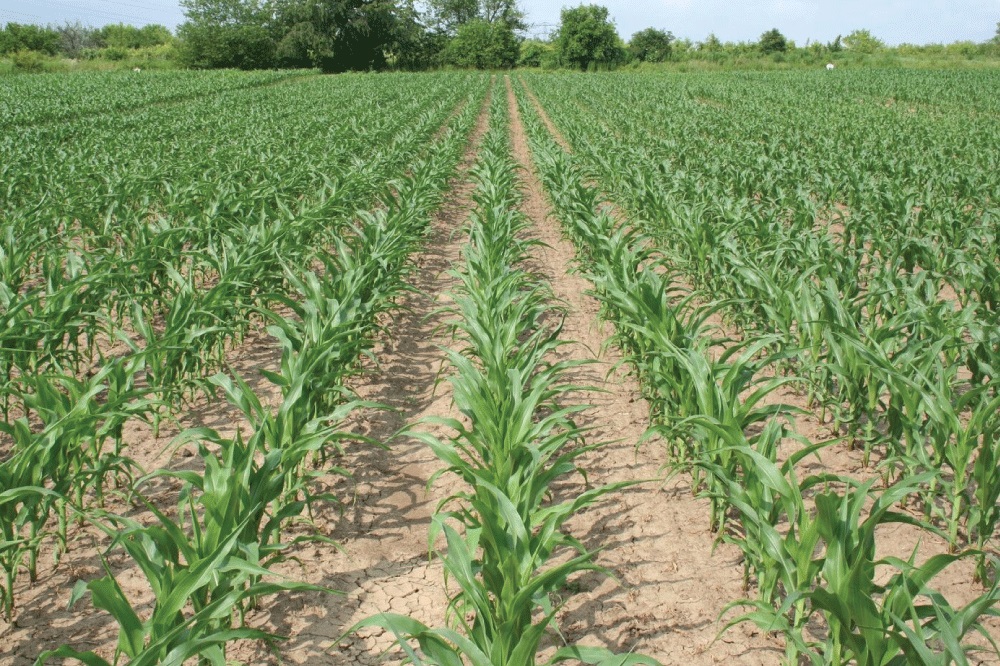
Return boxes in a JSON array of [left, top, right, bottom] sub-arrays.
[[443, 19, 519, 69], [759, 28, 788, 54], [518, 39, 552, 68], [101, 46, 129, 61], [0, 23, 61, 56], [629, 28, 674, 63], [11, 50, 45, 72], [178, 23, 276, 70]]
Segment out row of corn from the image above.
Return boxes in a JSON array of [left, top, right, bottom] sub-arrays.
[[511, 76, 1000, 665], [520, 72, 1000, 572], [2, 75, 487, 664], [349, 82, 658, 666]]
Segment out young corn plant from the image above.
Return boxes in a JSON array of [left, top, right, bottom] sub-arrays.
[[726, 475, 1000, 665], [37, 518, 318, 666], [700, 441, 834, 642], [36, 368, 351, 665], [348, 88, 655, 666], [971, 423, 1000, 582], [0, 358, 150, 620]]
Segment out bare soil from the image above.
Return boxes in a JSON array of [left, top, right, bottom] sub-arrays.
[[506, 75, 785, 664]]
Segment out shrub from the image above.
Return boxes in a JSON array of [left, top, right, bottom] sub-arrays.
[[11, 50, 45, 73]]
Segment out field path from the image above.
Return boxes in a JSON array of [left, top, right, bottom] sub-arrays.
[[505, 75, 783, 664]]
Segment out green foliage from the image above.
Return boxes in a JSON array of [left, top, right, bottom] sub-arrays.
[[0, 23, 61, 56], [554, 4, 625, 70], [97, 23, 173, 49], [179, 0, 414, 71], [443, 18, 519, 69], [178, 0, 269, 26], [10, 50, 46, 72], [426, 0, 525, 33], [517, 39, 553, 67], [759, 28, 787, 54], [391, 23, 449, 70], [629, 27, 674, 62], [274, 21, 330, 68], [701, 33, 722, 52], [177, 22, 275, 69], [0, 21, 177, 68], [426, 0, 480, 32], [281, 0, 401, 72], [843, 28, 886, 54]]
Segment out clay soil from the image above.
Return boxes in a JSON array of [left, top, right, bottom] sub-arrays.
[[2, 76, 999, 666]]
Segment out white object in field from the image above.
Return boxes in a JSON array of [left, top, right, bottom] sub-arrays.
[[133, 67, 142, 73], [826, 63, 835, 70]]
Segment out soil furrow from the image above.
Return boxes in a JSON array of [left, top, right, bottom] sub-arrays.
[[505, 74, 783, 663]]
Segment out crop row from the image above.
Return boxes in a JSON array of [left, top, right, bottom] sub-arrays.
[[0, 69, 310, 128], [352, 80, 656, 666], [1, 74, 478, 412], [521, 70, 1000, 560], [512, 74, 1000, 664], [1, 72, 488, 663]]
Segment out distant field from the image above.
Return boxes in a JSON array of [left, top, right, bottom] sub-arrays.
[[2, 69, 999, 665]]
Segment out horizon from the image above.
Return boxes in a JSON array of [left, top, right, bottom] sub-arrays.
[[0, 0, 997, 46]]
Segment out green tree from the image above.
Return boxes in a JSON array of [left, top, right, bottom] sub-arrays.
[[273, 0, 401, 71], [758, 28, 787, 54], [98, 23, 172, 49], [179, 0, 270, 26], [179, 0, 278, 68], [179, 0, 410, 71], [843, 28, 884, 54], [384, 1, 448, 70], [518, 38, 553, 67], [425, 0, 524, 34], [628, 27, 673, 62], [442, 17, 517, 68], [178, 22, 276, 68], [0, 23, 61, 55], [554, 4, 624, 70], [700, 32, 722, 52]]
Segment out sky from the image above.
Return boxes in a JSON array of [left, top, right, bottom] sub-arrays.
[[0, 0, 997, 45]]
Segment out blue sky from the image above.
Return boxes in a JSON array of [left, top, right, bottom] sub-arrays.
[[1, 0, 997, 45]]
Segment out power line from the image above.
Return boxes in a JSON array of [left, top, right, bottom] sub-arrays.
[[2, 0, 179, 26], [52, 0, 182, 16], [0, 9, 50, 22]]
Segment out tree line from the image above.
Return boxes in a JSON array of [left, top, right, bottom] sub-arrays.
[[177, 2, 1000, 72], [2, 3, 999, 73]]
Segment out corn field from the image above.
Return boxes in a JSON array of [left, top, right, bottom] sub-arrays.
[[1, 68, 999, 665]]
